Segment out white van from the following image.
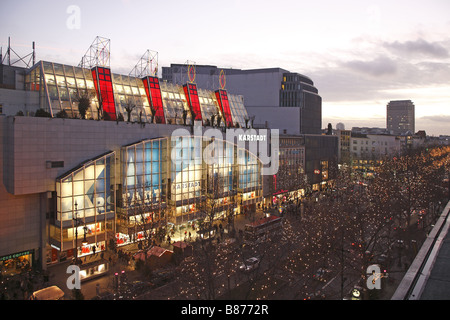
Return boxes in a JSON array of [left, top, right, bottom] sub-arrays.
[[30, 286, 65, 300]]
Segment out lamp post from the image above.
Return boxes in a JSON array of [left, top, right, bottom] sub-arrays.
[[73, 200, 79, 265], [73, 200, 88, 264]]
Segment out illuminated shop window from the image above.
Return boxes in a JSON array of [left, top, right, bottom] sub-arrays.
[[170, 136, 262, 221], [56, 152, 115, 223], [122, 138, 168, 208]]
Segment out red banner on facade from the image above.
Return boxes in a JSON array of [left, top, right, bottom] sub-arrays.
[[143, 76, 165, 123], [215, 89, 233, 127], [183, 83, 202, 123], [92, 67, 117, 120]]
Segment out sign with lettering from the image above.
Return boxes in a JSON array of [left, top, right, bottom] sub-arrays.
[[0, 250, 33, 262]]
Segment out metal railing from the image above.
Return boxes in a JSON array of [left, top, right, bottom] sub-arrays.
[[391, 200, 450, 300]]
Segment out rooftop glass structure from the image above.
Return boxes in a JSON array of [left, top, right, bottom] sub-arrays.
[[25, 61, 249, 127]]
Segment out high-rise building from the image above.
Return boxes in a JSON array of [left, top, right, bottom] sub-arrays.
[[162, 64, 322, 135], [386, 100, 415, 135]]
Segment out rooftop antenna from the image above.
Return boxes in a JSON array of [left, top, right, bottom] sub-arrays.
[[205, 68, 219, 91], [79, 36, 111, 68], [129, 49, 159, 78], [1, 37, 36, 67], [173, 60, 196, 85]]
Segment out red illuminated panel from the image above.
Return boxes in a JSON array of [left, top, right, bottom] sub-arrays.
[[142, 76, 165, 124], [92, 67, 116, 120], [215, 89, 233, 127], [183, 83, 202, 122]]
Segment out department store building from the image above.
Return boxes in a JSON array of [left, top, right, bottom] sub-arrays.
[[0, 56, 266, 272]]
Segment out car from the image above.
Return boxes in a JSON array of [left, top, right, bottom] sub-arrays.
[[239, 257, 260, 272]]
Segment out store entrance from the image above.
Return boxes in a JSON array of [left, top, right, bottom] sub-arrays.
[[0, 250, 34, 276]]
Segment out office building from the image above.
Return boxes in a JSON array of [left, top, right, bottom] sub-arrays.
[[162, 64, 322, 135], [387, 100, 415, 135]]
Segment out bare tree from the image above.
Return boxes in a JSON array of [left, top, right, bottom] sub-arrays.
[[123, 98, 136, 123], [77, 94, 90, 119]]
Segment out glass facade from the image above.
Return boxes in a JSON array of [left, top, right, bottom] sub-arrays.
[[53, 151, 116, 257], [198, 88, 222, 126], [52, 134, 263, 260], [227, 94, 248, 128], [170, 136, 262, 223], [111, 73, 150, 122], [25, 60, 249, 128], [38, 61, 100, 119], [116, 138, 168, 245], [160, 81, 189, 125]]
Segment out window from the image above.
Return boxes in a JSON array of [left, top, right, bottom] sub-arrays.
[[56, 152, 115, 223]]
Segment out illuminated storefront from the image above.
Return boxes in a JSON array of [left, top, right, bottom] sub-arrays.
[[0, 250, 35, 276], [50, 152, 116, 263], [170, 135, 263, 224], [271, 136, 306, 206], [116, 138, 168, 246]]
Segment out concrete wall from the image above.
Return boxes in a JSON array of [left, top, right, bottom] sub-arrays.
[[0, 117, 42, 260], [225, 70, 284, 107], [0, 89, 39, 116], [1, 116, 179, 196], [246, 106, 301, 135]]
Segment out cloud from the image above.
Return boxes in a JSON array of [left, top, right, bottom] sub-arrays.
[[383, 38, 449, 58], [419, 115, 450, 123], [341, 56, 398, 77]]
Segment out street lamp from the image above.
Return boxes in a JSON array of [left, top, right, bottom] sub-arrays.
[[73, 200, 79, 265], [73, 200, 88, 264]]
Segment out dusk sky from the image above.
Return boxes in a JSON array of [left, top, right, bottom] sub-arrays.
[[1, 0, 449, 135]]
